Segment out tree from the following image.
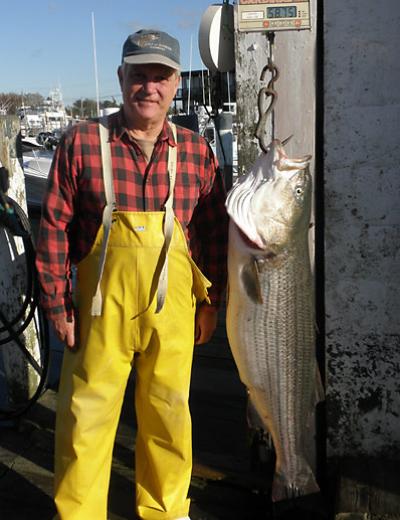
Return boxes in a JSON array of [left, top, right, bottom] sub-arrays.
[[102, 97, 119, 109], [0, 92, 45, 115], [67, 98, 120, 119], [68, 98, 97, 119], [23, 93, 45, 109], [0, 91, 120, 119]]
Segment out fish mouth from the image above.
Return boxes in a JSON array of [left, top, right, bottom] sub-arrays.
[[277, 155, 312, 171]]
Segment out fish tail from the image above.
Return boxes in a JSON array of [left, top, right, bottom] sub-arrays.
[[271, 461, 320, 502]]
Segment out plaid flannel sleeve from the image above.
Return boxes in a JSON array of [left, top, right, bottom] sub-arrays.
[[35, 131, 77, 321], [188, 142, 229, 308]]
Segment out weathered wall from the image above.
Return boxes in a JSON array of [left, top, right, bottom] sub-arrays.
[[324, 1, 400, 457]]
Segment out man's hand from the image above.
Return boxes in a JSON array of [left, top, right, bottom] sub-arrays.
[[195, 305, 218, 345], [52, 315, 77, 350]]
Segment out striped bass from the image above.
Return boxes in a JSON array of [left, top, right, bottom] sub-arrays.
[[225, 139, 323, 502]]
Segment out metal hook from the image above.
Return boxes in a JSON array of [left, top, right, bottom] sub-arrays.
[[260, 57, 279, 85], [255, 57, 279, 153]]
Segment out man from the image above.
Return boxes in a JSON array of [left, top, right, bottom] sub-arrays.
[[36, 29, 228, 520]]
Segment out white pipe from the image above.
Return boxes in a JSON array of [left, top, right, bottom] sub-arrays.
[[91, 12, 100, 117], [227, 72, 231, 109], [201, 68, 206, 106], [207, 69, 212, 108], [187, 35, 193, 114]]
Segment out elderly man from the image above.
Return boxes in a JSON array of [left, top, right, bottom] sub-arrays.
[[36, 29, 228, 520]]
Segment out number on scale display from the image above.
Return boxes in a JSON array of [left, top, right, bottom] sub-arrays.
[[267, 6, 297, 18]]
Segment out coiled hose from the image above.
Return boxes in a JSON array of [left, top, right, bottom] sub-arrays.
[[0, 194, 49, 419]]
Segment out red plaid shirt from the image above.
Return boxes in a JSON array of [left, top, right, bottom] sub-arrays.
[[36, 110, 228, 320]]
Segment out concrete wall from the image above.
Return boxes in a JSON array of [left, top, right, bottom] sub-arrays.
[[324, 0, 400, 457]]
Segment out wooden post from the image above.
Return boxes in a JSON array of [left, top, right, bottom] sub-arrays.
[[0, 116, 41, 408]]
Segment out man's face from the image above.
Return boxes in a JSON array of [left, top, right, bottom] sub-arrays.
[[118, 63, 180, 127]]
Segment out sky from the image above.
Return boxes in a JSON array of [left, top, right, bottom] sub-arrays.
[[0, 0, 221, 106]]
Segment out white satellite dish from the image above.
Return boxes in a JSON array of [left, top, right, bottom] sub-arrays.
[[198, 3, 235, 73]]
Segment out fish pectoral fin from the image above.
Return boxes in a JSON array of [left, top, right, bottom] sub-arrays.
[[241, 258, 264, 304]]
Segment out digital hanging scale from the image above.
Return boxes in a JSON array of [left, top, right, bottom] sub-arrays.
[[238, 0, 311, 32]]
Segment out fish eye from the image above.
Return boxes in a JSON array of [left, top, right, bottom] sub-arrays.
[[295, 186, 304, 196]]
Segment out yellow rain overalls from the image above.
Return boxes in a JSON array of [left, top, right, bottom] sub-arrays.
[[54, 119, 211, 520]]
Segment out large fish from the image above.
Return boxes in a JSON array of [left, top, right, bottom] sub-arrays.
[[225, 139, 323, 502]]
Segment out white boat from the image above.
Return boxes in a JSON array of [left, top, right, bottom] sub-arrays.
[[22, 137, 53, 210], [19, 87, 71, 138], [22, 134, 54, 178], [23, 149, 53, 179]]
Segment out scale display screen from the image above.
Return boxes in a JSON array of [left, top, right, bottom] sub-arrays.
[[267, 6, 297, 18], [238, 0, 311, 32]]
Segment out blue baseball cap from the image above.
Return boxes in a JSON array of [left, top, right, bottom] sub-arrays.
[[122, 29, 180, 71]]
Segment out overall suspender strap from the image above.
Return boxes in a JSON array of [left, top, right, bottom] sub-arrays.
[[91, 116, 116, 316], [155, 122, 178, 313], [92, 119, 177, 316]]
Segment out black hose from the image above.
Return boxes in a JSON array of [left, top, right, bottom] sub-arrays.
[[0, 196, 49, 419], [0, 197, 39, 341]]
